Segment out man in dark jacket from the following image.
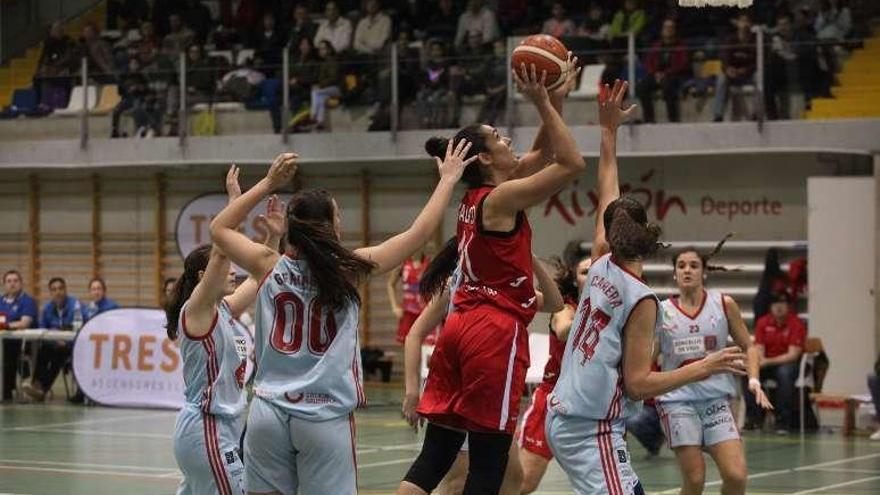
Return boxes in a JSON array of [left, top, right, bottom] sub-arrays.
[[636, 19, 690, 123]]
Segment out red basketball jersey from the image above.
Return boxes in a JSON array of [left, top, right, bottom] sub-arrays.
[[540, 298, 576, 389], [452, 186, 536, 324], [400, 256, 427, 314]]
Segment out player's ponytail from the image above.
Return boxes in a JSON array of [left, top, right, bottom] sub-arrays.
[[420, 236, 458, 299], [671, 232, 737, 275], [425, 124, 487, 188], [605, 196, 664, 260], [165, 244, 212, 340], [286, 189, 375, 311]]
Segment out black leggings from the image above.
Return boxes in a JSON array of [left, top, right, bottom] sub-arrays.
[[403, 423, 512, 494]]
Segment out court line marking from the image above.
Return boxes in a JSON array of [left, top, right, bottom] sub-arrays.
[[655, 452, 880, 494], [0, 465, 180, 480], [0, 458, 178, 472], [358, 458, 415, 469], [790, 475, 880, 494], [356, 443, 421, 455], [10, 427, 173, 439], [2, 412, 172, 431], [809, 467, 880, 475]]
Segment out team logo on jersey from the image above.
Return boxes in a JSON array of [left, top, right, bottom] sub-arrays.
[[704, 335, 718, 351], [285, 392, 305, 404], [235, 361, 246, 388], [225, 450, 237, 465], [510, 276, 528, 288], [548, 396, 567, 414], [521, 296, 536, 309], [617, 449, 628, 464]]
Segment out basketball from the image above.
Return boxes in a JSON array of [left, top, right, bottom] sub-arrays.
[[511, 35, 570, 90]]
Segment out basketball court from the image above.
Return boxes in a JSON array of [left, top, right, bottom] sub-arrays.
[[1, 386, 879, 495]]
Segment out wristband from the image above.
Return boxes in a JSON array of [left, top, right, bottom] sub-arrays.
[[749, 378, 761, 389]]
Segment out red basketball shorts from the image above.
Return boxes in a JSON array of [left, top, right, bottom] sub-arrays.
[[417, 306, 530, 434], [517, 385, 553, 460]]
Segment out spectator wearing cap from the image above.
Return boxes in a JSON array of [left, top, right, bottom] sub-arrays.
[[745, 292, 806, 433], [353, 0, 392, 56], [23, 277, 83, 402], [455, 0, 499, 48], [314, 1, 353, 54], [0, 270, 38, 401], [82, 278, 119, 322]]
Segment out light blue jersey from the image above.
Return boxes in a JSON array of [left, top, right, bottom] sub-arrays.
[[657, 290, 737, 403], [253, 255, 364, 421], [178, 301, 247, 418], [550, 254, 659, 421]]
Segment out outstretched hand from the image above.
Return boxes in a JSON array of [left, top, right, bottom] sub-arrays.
[[255, 194, 287, 241], [435, 137, 478, 183], [551, 52, 582, 104], [226, 164, 242, 203], [266, 153, 298, 190], [598, 79, 637, 130], [512, 63, 550, 105]]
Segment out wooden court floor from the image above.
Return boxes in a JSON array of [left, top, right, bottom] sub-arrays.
[[1, 386, 879, 495]]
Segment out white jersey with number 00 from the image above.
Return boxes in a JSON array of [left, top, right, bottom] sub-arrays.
[[253, 255, 365, 421]]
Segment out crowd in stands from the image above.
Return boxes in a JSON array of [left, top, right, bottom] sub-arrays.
[[0, 271, 118, 403], [1, 0, 865, 133]]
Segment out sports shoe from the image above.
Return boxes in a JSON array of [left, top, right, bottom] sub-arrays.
[[21, 383, 45, 402], [870, 429, 880, 441]]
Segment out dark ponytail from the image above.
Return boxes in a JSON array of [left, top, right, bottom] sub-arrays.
[[287, 189, 375, 311], [551, 257, 581, 302], [671, 232, 736, 274], [165, 244, 212, 340], [425, 124, 488, 188], [604, 196, 664, 260], [419, 235, 459, 299]]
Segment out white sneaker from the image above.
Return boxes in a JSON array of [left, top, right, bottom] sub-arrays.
[[870, 429, 880, 441]]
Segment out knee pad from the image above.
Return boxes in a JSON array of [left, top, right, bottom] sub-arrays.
[[462, 431, 512, 495], [402, 423, 466, 491]]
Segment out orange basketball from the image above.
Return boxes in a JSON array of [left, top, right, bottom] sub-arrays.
[[511, 35, 570, 90]]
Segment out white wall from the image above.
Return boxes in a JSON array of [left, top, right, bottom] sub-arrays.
[[808, 177, 876, 395]]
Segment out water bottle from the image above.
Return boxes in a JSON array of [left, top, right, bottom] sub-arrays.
[[72, 301, 83, 332]]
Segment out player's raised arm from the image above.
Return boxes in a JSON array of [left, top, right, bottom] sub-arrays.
[[533, 256, 564, 313], [354, 141, 472, 276], [483, 64, 586, 217], [592, 80, 636, 260], [210, 154, 297, 280]]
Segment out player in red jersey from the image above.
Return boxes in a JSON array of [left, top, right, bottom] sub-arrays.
[[396, 57, 585, 495], [387, 253, 430, 344], [516, 249, 592, 493]]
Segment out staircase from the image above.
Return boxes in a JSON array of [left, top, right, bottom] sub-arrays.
[[807, 27, 880, 119], [0, 2, 106, 108]]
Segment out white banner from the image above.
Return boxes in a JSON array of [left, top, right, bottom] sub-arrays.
[[73, 308, 255, 409], [175, 193, 292, 272]]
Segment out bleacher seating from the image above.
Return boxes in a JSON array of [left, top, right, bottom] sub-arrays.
[[54, 85, 98, 116]]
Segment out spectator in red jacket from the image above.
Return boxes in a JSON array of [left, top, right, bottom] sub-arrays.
[[745, 292, 807, 433], [635, 18, 689, 123]]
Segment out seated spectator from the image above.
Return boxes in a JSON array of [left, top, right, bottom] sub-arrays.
[[314, 2, 353, 54], [451, 31, 489, 98], [354, 0, 392, 56], [82, 278, 119, 321], [288, 3, 318, 49], [870, 353, 880, 440], [636, 19, 689, 123], [744, 292, 806, 433], [542, 2, 576, 38], [79, 24, 116, 80], [814, 0, 851, 42], [160, 13, 195, 65], [455, 0, 499, 48], [181, 0, 213, 44], [766, 13, 798, 120], [310, 41, 343, 131], [609, 0, 647, 46], [712, 13, 756, 122], [268, 36, 318, 133], [251, 12, 287, 74], [0, 270, 38, 401], [34, 21, 76, 109], [578, 3, 610, 42], [416, 40, 455, 128], [132, 21, 160, 68], [165, 44, 216, 135], [22, 277, 83, 402], [476, 39, 508, 125], [112, 57, 161, 138], [422, 0, 459, 42]]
